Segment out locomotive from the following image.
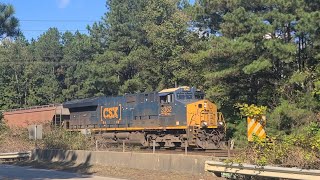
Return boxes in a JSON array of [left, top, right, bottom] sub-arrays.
[[64, 86, 226, 149]]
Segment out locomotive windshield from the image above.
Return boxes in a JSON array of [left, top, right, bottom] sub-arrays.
[[195, 92, 204, 99], [159, 87, 205, 102], [176, 91, 204, 101], [177, 92, 193, 100]]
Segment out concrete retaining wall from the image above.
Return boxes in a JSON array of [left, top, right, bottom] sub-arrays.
[[32, 149, 217, 175]]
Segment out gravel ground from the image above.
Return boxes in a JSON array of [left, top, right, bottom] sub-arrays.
[[4, 160, 225, 180]]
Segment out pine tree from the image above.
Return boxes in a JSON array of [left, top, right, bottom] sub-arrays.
[[0, 3, 19, 39]]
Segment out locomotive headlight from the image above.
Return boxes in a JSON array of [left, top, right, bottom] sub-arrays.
[[201, 121, 208, 127], [204, 103, 207, 108], [218, 121, 224, 126]]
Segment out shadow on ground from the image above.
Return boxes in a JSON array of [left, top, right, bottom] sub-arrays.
[[1, 150, 95, 179]]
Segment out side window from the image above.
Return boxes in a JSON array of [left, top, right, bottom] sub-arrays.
[[160, 93, 174, 103], [167, 94, 173, 103], [160, 95, 166, 103]]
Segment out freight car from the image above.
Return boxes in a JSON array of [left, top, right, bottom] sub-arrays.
[[3, 104, 70, 128], [64, 86, 226, 149]]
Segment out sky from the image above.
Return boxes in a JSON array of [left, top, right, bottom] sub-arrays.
[[1, 0, 106, 40]]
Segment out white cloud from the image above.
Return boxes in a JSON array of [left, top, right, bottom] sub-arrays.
[[58, 0, 71, 9]]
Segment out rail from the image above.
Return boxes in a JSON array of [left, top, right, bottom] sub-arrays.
[[205, 161, 320, 180], [0, 151, 31, 160]]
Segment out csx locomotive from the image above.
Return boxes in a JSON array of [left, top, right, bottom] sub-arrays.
[[63, 86, 226, 149]]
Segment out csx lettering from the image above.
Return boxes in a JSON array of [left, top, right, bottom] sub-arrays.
[[103, 107, 119, 119]]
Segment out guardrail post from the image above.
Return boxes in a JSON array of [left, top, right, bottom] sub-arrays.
[[153, 140, 156, 154], [230, 139, 234, 150], [227, 140, 230, 158], [122, 140, 125, 152], [96, 140, 99, 151]]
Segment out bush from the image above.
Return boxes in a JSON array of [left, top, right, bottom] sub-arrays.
[[43, 128, 89, 150], [240, 122, 320, 169]]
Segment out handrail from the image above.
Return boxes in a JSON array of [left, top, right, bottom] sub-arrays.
[[205, 161, 320, 180]]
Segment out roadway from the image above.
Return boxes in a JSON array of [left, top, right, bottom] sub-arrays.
[[0, 164, 124, 180]]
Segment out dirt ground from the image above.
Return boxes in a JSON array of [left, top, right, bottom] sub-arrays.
[[4, 160, 225, 180]]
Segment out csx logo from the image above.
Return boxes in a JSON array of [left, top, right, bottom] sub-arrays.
[[103, 107, 119, 119]]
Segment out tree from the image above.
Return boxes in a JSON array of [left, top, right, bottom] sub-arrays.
[[185, 0, 320, 138], [61, 31, 96, 100], [89, 0, 194, 93], [0, 3, 19, 39], [25, 28, 64, 105], [0, 36, 31, 109]]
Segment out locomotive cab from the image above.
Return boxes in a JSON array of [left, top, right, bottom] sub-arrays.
[[158, 86, 226, 149], [159, 86, 225, 129]]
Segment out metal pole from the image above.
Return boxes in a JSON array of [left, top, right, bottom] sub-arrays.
[[60, 107, 62, 126], [153, 140, 156, 154], [35, 125, 37, 149], [54, 106, 57, 127], [185, 141, 188, 155], [123, 140, 125, 152]]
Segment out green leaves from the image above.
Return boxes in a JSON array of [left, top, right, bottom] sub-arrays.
[[235, 103, 267, 117], [242, 58, 272, 74], [0, 3, 19, 39], [288, 71, 309, 84], [264, 39, 296, 63], [246, 122, 320, 168]]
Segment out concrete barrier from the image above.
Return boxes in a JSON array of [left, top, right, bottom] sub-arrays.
[[32, 149, 217, 174]]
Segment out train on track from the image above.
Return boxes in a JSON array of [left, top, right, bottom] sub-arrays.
[[3, 86, 226, 149]]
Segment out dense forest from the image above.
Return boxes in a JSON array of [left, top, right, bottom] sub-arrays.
[[1, 0, 320, 141]]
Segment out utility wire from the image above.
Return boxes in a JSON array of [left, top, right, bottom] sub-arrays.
[[0, 61, 91, 65], [20, 19, 97, 22], [22, 29, 88, 32]]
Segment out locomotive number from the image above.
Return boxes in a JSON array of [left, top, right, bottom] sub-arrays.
[[103, 107, 119, 119], [161, 106, 172, 115]]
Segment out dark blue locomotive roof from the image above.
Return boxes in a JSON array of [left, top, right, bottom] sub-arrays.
[[63, 86, 204, 108], [63, 96, 106, 108]]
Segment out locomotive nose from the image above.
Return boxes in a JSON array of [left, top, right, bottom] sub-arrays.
[[186, 100, 223, 128]]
